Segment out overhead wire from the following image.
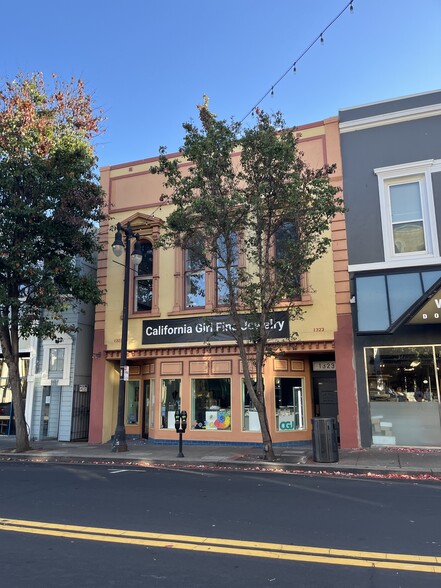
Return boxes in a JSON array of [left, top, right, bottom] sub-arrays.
[[141, 1, 355, 222], [240, 0, 354, 123]]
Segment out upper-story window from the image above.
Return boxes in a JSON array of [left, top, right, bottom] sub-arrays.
[[275, 222, 296, 259], [41, 334, 72, 386], [184, 247, 206, 308], [135, 241, 153, 312], [376, 160, 440, 264], [216, 233, 238, 306], [389, 179, 426, 254], [275, 222, 301, 297], [48, 348, 65, 379]]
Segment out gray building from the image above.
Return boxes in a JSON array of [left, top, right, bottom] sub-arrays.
[[340, 90, 441, 447], [24, 258, 95, 442]]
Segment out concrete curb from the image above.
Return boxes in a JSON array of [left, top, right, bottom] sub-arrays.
[[1, 452, 441, 480]]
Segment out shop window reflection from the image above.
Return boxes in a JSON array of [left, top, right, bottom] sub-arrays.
[[161, 379, 181, 429], [274, 377, 305, 431], [191, 378, 231, 430], [366, 346, 439, 403], [126, 381, 140, 425], [242, 379, 260, 432], [366, 346, 441, 447]]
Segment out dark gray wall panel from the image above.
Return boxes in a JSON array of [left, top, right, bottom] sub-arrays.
[[341, 116, 441, 266], [339, 90, 441, 123]]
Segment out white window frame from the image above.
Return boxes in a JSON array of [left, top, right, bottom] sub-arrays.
[[48, 348, 65, 376], [41, 334, 73, 386], [375, 160, 440, 264]]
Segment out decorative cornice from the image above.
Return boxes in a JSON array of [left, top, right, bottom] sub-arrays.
[[339, 103, 441, 134], [105, 340, 335, 361]]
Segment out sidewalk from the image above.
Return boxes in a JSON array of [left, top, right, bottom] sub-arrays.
[[1, 436, 441, 479]]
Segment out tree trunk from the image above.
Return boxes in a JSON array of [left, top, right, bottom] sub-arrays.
[[8, 358, 30, 452], [239, 344, 276, 461], [0, 325, 31, 452], [254, 395, 276, 461]]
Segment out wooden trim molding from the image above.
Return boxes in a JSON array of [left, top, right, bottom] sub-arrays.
[[105, 340, 335, 361]]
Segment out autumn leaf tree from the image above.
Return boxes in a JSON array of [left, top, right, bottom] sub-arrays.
[[152, 101, 344, 461], [0, 72, 106, 452]]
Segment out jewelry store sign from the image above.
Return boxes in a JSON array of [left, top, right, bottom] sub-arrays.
[[142, 312, 289, 345]]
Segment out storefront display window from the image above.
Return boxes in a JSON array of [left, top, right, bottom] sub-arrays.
[[366, 345, 441, 446], [161, 379, 181, 429], [126, 381, 139, 425], [192, 378, 231, 430], [144, 379, 154, 432], [275, 377, 305, 431], [242, 379, 260, 432]]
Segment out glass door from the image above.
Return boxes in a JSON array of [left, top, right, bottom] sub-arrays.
[[161, 379, 181, 429], [126, 381, 140, 425], [142, 380, 153, 438]]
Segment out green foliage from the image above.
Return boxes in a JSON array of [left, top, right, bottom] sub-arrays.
[[0, 71, 106, 451], [0, 72, 106, 342], [153, 101, 344, 460], [153, 103, 344, 333]]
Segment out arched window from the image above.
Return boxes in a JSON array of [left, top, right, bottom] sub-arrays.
[[135, 241, 153, 312]]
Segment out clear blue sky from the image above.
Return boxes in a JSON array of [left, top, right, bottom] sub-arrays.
[[1, 0, 440, 169]]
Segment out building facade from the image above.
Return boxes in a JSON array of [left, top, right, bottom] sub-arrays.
[[26, 287, 95, 442], [89, 117, 358, 448], [0, 338, 33, 435], [340, 90, 441, 447], [1, 258, 95, 441]]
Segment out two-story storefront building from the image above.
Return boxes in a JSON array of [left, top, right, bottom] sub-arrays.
[[89, 117, 358, 448], [340, 90, 441, 447]]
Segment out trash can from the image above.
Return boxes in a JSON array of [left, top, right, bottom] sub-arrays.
[[311, 417, 339, 463]]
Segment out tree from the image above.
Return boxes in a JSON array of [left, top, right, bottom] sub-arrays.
[[152, 100, 344, 460], [0, 72, 106, 452]]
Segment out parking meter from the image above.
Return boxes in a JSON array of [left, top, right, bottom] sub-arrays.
[[175, 410, 186, 457], [181, 410, 187, 432], [175, 410, 182, 433]]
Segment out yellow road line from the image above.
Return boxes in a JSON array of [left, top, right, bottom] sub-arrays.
[[0, 517, 440, 575]]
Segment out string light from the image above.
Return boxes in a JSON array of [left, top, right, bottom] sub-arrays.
[[240, 0, 355, 123]]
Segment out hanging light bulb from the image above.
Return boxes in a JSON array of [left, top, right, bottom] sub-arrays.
[[293, 64, 297, 74], [320, 34, 324, 44], [112, 226, 124, 257], [271, 87, 274, 97], [350, 0, 354, 12]]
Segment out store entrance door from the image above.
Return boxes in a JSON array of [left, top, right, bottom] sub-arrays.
[[312, 376, 338, 420], [142, 380, 151, 439]]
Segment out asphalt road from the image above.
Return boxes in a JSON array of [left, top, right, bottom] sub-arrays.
[[0, 461, 440, 587]]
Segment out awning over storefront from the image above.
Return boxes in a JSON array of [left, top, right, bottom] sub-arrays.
[[354, 269, 441, 333]]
